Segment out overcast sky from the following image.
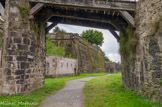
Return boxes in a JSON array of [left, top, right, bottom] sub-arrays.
[[50, 24, 121, 63]]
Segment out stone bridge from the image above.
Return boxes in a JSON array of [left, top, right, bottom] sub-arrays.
[[0, 0, 161, 102]]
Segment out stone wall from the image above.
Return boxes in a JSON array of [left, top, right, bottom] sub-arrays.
[[0, 0, 46, 95], [46, 55, 78, 77], [0, 22, 3, 64], [0, 19, 3, 94], [105, 62, 121, 73], [122, 0, 162, 101], [50, 33, 106, 73]]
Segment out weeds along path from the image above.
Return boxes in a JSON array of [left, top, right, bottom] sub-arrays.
[[41, 74, 111, 107]]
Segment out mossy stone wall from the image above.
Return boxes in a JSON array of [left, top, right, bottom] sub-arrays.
[[50, 33, 106, 73], [0, 0, 46, 95], [122, 0, 162, 102]]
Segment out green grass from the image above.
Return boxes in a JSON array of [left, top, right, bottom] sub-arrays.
[[84, 73, 162, 107], [0, 73, 107, 107]]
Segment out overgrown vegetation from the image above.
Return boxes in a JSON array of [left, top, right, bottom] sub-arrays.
[[0, 18, 4, 23], [53, 26, 67, 34], [17, 2, 30, 23], [0, 73, 107, 107], [119, 26, 138, 56], [81, 30, 104, 46], [104, 56, 110, 62], [160, 79, 162, 86], [0, 38, 2, 49], [84, 73, 162, 107], [147, 17, 161, 37], [46, 37, 65, 56]]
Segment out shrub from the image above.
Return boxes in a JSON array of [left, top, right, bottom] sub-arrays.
[[46, 37, 65, 56]]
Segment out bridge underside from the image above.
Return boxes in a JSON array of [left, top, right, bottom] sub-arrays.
[[37, 6, 129, 40], [0, 0, 136, 40], [31, 1, 135, 40]]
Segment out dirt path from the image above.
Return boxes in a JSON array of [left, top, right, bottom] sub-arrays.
[[41, 74, 111, 107]]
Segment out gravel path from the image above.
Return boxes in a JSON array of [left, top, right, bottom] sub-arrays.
[[41, 74, 111, 107]]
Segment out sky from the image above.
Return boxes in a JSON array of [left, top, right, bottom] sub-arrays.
[[50, 24, 121, 63]]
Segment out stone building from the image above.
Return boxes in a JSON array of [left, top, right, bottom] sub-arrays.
[[46, 55, 78, 77], [49, 33, 106, 73], [105, 62, 121, 73]]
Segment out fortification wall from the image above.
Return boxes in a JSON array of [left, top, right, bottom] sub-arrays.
[[105, 62, 121, 73], [50, 33, 106, 73], [122, 0, 162, 101]]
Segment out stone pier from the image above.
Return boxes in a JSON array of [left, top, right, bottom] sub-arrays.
[[122, 0, 162, 101], [0, 0, 45, 95]]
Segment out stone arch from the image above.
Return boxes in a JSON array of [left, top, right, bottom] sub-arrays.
[[0, 0, 136, 95]]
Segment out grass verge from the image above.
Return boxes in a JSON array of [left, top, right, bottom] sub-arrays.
[[0, 73, 107, 107], [84, 73, 162, 107]]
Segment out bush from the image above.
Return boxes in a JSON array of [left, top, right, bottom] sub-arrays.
[[46, 37, 65, 56]]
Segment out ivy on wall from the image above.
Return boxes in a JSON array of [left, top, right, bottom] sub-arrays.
[[119, 26, 138, 56], [17, 2, 30, 23]]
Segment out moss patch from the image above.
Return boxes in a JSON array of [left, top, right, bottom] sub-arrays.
[[17, 2, 30, 23], [160, 79, 162, 86], [147, 17, 161, 37], [119, 26, 138, 56]]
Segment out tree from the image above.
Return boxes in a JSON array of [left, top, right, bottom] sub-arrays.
[[104, 56, 110, 62], [53, 26, 67, 33], [81, 30, 104, 46]]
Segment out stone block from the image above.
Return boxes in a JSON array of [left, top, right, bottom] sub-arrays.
[[16, 56, 27, 61], [13, 38, 21, 44], [4, 68, 11, 75], [23, 37, 30, 45], [30, 47, 36, 53], [20, 62, 29, 69], [15, 70, 25, 75], [26, 69, 31, 73], [17, 44, 28, 50], [16, 80, 24, 84], [5, 56, 13, 61], [152, 71, 161, 78], [10, 31, 19, 37]]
